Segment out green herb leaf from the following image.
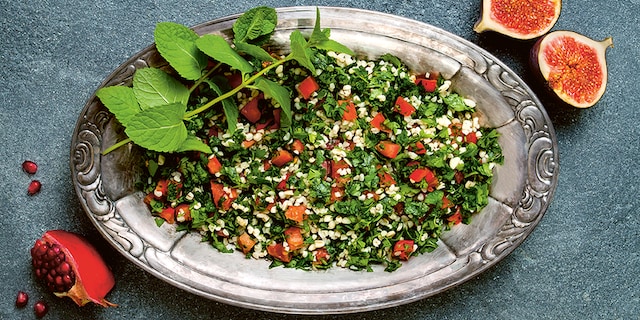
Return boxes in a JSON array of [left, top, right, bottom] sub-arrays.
[[133, 68, 189, 110], [289, 30, 315, 73], [96, 86, 141, 127], [125, 102, 188, 152], [253, 77, 292, 128], [308, 8, 355, 55], [175, 135, 212, 153], [233, 6, 277, 44], [196, 35, 254, 74], [154, 22, 208, 81], [204, 79, 238, 133], [234, 41, 275, 62]]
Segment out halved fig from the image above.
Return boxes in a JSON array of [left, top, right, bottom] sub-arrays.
[[531, 31, 613, 108], [474, 0, 562, 40]]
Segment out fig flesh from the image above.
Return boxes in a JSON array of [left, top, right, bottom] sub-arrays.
[[31, 230, 116, 307], [531, 30, 613, 108], [474, 0, 562, 40]]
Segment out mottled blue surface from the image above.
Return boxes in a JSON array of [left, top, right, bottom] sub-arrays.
[[1, 0, 638, 319]]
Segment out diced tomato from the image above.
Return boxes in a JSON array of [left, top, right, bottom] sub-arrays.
[[454, 171, 464, 184], [153, 179, 169, 199], [376, 141, 401, 159], [321, 160, 332, 178], [207, 126, 220, 138], [284, 227, 305, 251], [447, 207, 463, 225], [215, 230, 229, 238], [406, 160, 420, 167], [175, 203, 192, 221], [330, 186, 345, 203], [370, 113, 391, 133], [277, 173, 291, 190], [441, 196, 454, 209], [330, 160, 351, 185], [416, 78, 438, 92], [226, 72, 243, 88], [409, 168, 428, 183], [256, 120, 271, 131], [285, 205, 307, 223], [313, 247, 330, 265], [271, 109, 281, 129], [210, 181, 237, 210], [263, 160, 272, 171], [143, 193, 154, 206], [378, 171, 396, 187], [241, 139, 256, 148], [207, 156, 222, 174], [297, 76, 320, 100], [393, 202, 404, 214], [343, 139, 355, 151], [424, 169, 439, 191], [409, 168, 439, 191], [291, 139, 305, 154], [393, 239, 415, 261], [237, 232, 256, 254], [240, 93, 263, 123], [158, 207, 176, 224], [271, 149, 293, 167], [465, 132, 478, 144], [267, 243, 291, 263], [340, 100, 357, 121], [411, 141, 427, 155], [363, 190, 380, 201], [394, 96, 416, 117]]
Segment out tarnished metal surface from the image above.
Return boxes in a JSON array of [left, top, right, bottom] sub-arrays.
[[70, 6, 558, 314]]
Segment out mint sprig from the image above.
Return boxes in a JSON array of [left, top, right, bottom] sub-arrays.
[[97, 7, 354, 155]]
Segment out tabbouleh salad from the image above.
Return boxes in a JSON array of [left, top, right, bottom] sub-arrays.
[[100, 7, 503, 272]]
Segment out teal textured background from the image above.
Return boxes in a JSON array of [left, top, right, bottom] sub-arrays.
[[1, 1, 638, 319]]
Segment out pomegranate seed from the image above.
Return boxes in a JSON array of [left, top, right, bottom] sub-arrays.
[[33, 300, 48, 318], [22, 160, 38, 175], [28, 180, 42, 196], [15, 291, 29, 308]]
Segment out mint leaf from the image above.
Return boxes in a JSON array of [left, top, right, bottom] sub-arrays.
[[176, 135, 212, 153], [204, 79, 238, 133], [289, 30, 315, 73], [133, 68, 189, 110], [196, 35, 254, 74], [234, 41, 275, 62], [154, 22, 208, 81], [233, 6, 277, 44], [308, 8, 355, 55], [125, 103, 188, 152], [253, 77, 291, 128], [96, 86, 141, 127]]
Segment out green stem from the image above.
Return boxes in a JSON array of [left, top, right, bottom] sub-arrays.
[[189, 64, 221, 94], [183, 56, 292, 119], [102, 137, 132, 155]]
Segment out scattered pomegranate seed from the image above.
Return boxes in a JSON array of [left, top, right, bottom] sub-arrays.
[[15, 291, 29, 308], [22, 160, 38, 175], [28, 180, 42, 196], [33, 300, 48, 318]]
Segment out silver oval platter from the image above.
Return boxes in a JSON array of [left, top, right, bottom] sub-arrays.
[[70, 6, 559, 314]]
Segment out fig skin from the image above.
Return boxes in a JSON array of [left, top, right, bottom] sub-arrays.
[[531, 30, 613, 108], [474, 0, 562, 40]]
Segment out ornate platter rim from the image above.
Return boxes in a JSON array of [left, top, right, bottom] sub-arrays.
[[70, 6, 559, 315]]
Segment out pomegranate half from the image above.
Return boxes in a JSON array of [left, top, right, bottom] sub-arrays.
[[531, 30, 613, 108], [474, 0, 562, 40], [31, 230, 116, 307]]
